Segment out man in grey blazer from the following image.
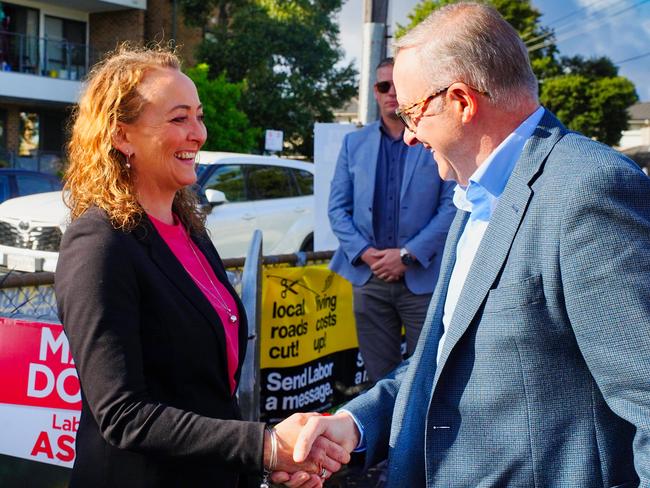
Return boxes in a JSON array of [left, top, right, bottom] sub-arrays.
[[289, 3, 650, 487], [329, 58, 455, 382]]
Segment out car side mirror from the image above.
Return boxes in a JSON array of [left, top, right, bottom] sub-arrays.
[[205, 189, 227, 206]]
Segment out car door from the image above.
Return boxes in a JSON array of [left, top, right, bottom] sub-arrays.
[[202, 164, 258, 259], [246, 164, 310, 255]]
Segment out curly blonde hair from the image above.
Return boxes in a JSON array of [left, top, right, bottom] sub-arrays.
[[64, 43, 205, 233]]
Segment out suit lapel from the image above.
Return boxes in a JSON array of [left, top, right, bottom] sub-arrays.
[[138, 218, 230, 378], [400, 144, 420, 201], [358, 123, 381, 224], [192, 233, 249, 382], [431, 110, 567, 387], [387, 209, 465, 480], [391, 210, 465, 422]]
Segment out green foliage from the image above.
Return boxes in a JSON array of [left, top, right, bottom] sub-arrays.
[[560, 55, 618, 78], [395, 0, 557, 71], [396, 0, 638, 147], [184, 63, 261, 152], [180, 0, 357, 158], [540, 59, 638, 146]]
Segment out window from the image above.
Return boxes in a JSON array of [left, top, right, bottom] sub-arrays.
[[0, 3, 39, 73], [44, 15, 86, 79], [18, 112, 39, 156], [40, 110, 67, 153], [203, 165, 245, 202], [247, 165, 296, 200], [15, 174, 59, 197], [292, 169, 313, 195]]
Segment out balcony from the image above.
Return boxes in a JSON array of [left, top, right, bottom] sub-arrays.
[[0, 31, 96, 104], [43, 0, 147, 12]]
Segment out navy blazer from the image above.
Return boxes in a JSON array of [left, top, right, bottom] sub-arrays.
[[328, 121, 456, 294], [345, 110, 650, 487], [55, 208, 264, 488]]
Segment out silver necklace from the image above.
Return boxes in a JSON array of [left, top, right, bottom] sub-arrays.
[[185, 233, 238, 324]]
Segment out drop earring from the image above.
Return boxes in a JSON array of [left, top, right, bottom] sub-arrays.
[[125, 152, 132, 169]]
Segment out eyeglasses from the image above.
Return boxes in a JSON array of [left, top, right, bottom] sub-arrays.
[[374, 80, 393, 94], [395, 83, 490, 132], [395, 85, 451, 131]]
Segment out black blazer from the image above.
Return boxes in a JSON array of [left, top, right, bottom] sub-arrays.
[[55, 207, 264, 488]]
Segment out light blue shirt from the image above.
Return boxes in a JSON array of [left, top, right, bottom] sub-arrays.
[[437, 106, 544, 363], [343, 106, 545, 449]]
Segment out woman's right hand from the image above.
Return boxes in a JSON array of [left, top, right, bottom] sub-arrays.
[[264, 413, 351, 476]]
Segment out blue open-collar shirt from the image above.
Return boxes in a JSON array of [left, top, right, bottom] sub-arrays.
[[437, 106, 545, 362], [372, 120, 408, 249]]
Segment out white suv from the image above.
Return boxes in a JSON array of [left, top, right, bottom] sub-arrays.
[[0, 152, 314, 272]]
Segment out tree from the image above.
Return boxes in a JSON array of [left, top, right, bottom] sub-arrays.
[[394, 0, 560, 78], [394, 0, 638, 146], [540, 56, 637, 146], [180, 0, 357, 158], [185, 63, 261, 152]]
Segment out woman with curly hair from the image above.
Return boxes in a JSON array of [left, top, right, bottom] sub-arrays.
[[55, 44, 347, 488]]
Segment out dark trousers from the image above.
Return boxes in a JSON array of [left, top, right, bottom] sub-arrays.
[[352, 276, 432, 382]]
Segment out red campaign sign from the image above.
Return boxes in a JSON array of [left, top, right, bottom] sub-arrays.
[[0, 318, 81, 410]]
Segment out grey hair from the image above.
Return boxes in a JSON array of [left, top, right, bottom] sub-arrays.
[[393, 2, 538, 109]]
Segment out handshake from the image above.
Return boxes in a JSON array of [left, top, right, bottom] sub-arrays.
[[263, 411, 360, 488]]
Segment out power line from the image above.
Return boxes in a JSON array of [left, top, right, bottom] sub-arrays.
[[528, 0, 650, 54], [615, 51, 650, 64], [544, 0, 622, 29], [523, 0, 626, 44]]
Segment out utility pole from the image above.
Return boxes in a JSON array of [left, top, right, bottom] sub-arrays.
[[171, 0, 178, 47], [358, 0, 389, 125]]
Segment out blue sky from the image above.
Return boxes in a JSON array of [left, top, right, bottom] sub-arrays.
[[338, 0, 650, 101]]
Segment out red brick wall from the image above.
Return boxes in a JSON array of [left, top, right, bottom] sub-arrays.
[[89, 3, 203, 67], [89, 9, 146, 60], [145, 0, 203, 67], [4, 105, 20, 154]]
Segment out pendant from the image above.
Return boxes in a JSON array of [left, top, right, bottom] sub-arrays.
[[229, 313, 237, 323]]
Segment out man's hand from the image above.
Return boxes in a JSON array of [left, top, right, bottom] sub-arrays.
[[370, 248, 406, 282], [293, 412, 360, 464], [269, 471, 325, 488], [267, 413, 351, 475], [361, 247, 382, 267]]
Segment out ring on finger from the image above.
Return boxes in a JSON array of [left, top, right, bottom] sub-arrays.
[[320, 467, 328, 479]]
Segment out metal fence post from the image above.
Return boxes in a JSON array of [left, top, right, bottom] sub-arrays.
[[238, 230, 263, 421]]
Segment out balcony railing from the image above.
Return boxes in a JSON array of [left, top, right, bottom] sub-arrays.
[[0, 31, 97, 81]]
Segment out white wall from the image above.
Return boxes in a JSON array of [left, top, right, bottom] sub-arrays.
[[619, 126, 650, 149], [313, 123, 359, 252], [0, 71, 82, 103], [4, 1, 89, 21]]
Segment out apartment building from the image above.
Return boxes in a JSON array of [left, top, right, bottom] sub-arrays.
[[0, 0, 202, 173]]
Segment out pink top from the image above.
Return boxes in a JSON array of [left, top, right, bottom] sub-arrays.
[[148, 214, 239, 395]]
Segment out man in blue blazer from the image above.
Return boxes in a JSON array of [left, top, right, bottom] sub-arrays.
[[290, 3, 650, 486], [329, 58, 455, 383]]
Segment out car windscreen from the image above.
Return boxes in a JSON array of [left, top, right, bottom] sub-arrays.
[[196, 163, 210, 179]]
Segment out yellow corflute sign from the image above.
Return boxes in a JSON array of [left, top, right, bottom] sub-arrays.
[[260, 265, 358, 369]]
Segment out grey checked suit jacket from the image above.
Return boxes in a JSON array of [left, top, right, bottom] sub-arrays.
[[345, 110, 650, 487]]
